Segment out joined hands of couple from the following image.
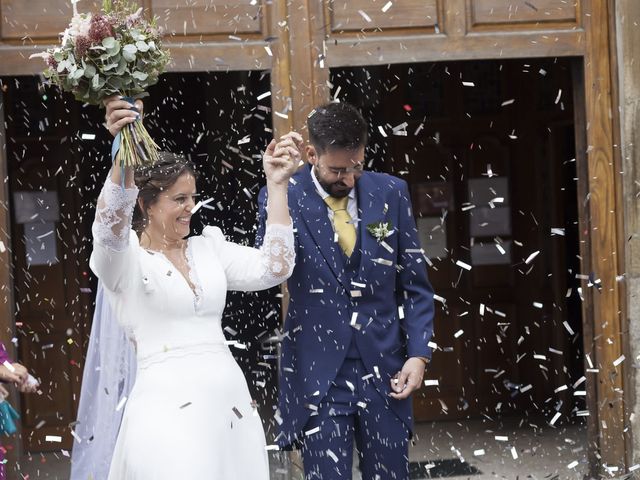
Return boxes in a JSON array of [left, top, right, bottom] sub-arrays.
[[103, 95, 302, 187]]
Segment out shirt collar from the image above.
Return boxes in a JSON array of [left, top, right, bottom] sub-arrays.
[[311, 166, 356, 201]]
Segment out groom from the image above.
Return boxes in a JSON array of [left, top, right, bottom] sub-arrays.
[[257, 102, 434, 479]]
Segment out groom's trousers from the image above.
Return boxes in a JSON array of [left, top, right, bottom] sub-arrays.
[[301, 357, 410, 480]]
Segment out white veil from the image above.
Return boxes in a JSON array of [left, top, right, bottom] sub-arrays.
[[70, 281, 137, 480]]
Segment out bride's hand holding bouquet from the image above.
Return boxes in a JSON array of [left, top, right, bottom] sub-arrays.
[[30, 0, 170, 168]]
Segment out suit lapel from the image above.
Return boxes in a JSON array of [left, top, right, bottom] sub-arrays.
[[296, 167, 348, 289], [356, 173, 387, 281]]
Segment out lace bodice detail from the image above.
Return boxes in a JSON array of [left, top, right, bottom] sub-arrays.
[[92, 176, 138, 252]]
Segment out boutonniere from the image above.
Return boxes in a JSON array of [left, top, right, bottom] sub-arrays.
[[367, 221, 394, 243]]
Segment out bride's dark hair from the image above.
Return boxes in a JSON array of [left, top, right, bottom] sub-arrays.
[[132, 152, 199, 236]]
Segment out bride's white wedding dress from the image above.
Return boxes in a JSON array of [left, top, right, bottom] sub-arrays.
[[90, 177, 294, 479]]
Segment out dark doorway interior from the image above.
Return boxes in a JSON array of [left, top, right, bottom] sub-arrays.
[[330, 59, 586, 428]]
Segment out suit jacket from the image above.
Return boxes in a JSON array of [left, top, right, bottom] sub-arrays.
[[257, 164, 434, 447]]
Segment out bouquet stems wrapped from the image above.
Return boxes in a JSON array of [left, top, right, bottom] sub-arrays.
[[31, 0, 169, 168]]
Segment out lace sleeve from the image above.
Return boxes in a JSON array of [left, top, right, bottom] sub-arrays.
[[92, 177, 139, 252], [259, 223, 295, 285], [203, 223, 295, 292]]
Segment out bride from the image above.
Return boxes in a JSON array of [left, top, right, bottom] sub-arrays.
[[91, 96, 299, 479]]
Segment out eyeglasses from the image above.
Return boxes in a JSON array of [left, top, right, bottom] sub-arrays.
[[324, 164, 364, 176]]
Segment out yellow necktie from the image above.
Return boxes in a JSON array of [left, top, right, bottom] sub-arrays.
[[324, 196, 356, 257]]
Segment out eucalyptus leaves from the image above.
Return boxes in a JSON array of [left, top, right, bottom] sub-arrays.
[[31, 0, 169, 167]]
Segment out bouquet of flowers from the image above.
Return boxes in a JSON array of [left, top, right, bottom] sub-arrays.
[[30, 0, 170, 168]]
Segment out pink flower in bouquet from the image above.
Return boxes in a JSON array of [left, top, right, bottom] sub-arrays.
[[74, 36, 92, 58], [88, 14, 115, 44]]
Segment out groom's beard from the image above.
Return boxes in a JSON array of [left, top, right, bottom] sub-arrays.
[[319, 178, 353, 198]]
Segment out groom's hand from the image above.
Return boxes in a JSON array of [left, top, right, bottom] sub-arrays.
[[389, 357, 426, 400]]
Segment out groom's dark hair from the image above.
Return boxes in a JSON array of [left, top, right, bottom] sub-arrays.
[[307, 102, 368, 154]]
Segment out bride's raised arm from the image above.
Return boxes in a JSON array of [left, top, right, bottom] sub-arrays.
[[205, 133, 300, 291], [90, 97, 142, 292]]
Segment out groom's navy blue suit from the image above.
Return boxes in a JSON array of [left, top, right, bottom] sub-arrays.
[[257, 164, 434, 478]]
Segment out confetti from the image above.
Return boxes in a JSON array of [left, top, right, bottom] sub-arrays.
[[115, 396, 128, 412], [613, 355, 625, 367], [381, 1, 393, 12], [455, 260, 472, 271], [357, 9, 372, 22], [524, 250, 540, 264]]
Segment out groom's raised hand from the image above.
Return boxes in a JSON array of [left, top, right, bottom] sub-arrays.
[[389, 357, 426, 400]]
